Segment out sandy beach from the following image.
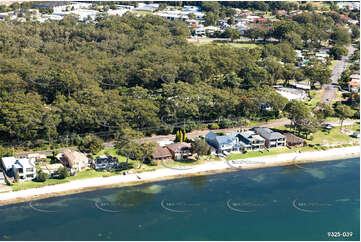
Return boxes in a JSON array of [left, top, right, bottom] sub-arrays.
[[0, 146, 359, 206]]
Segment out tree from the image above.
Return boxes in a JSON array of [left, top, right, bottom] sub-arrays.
[[188, 13, 196, 20], [244, 24, 268, 42], [335, 104, 353, 130], [331, 27, 351, 46], [351, 25, 360, 40], [191, 138, 210, 159], [305, 64, 332, 88], [36, 169, 48, 182], [223, 28, 240, 42], [78, 134, 104, 154], [330, 46, 348, 60], [313, 103, 334, 122], [204, 12, 218, 26], [55, 167, 70, 179], [284, 100, 314, 136]]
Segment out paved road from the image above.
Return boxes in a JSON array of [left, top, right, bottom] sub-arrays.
[[321, 45, 356, 104]]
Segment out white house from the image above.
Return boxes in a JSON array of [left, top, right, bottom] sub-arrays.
[[1, 157, 37, 182]]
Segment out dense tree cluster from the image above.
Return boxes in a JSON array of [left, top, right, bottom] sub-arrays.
[[0, 13, 299, 149]]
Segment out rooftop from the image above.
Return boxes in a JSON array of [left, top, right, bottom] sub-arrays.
[[253, 127, 285, 140]]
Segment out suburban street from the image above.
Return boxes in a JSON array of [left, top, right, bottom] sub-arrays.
[[320, 45, 356, 103]]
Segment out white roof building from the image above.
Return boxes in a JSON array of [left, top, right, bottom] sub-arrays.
[[1, 157, 36, 181]]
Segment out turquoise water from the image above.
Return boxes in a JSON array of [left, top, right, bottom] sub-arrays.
[[0, 157, 359, 241]]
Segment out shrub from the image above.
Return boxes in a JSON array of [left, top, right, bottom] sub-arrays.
[[208, 123, 219, 130], [55, 167, 70, 179], [36, 170, 48, 182]]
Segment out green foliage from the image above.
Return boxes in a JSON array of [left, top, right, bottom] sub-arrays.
[[191, 138, 210, 159], [55, 167, 70, 179], [79, 135, 104, 154], [330, 46, 348, 60], [208, 123, 220, 130], [36, 169, 48, 182]]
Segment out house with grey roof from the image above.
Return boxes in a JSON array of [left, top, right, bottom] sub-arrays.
[[253, 127, 286, 148], [205, 132, 241, 153], [236, 130, 265, 151]]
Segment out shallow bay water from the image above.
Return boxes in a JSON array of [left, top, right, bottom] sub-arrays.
[[0, 157, 359, 241]]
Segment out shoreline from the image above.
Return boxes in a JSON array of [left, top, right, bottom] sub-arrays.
[[0, 146, 359, 206]]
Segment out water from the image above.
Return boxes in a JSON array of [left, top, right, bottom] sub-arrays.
[[0, 157, 359, 241]]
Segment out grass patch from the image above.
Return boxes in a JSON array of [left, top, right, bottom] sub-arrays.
[[309, 124, 359, 145], [10, 169, 115, 191], [308, 90, 322, 108], [226, 146, 315, 160]]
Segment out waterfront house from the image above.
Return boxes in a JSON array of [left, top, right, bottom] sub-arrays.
[[205, 132, 241, 153], [165, 143, 191, 160], [1, 157, 37, 182], [93, 155, 119, 170], [253, 127, 286, 148], [152, 146, 173, 160], [62, 149, 89, 172], [283, 133, 305, 147], [40, 163, 64, 176], [237, 130, 265, 151]]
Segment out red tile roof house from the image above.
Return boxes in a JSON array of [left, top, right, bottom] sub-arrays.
[[152, 146, 172, 160], [165, 143, 192, 161]]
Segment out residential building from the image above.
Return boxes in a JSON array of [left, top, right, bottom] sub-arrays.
[[253, 127, 286, 148], [135, 3, 159, 12], [152, 146, 173, 160], [205, 132, 242, 153], [62, 149, 89, 172], [283, 133, 305, 147], [275, 87, 307, 101], [165, 142, 191, 160], [1, 157, 36, 181], [93, 155, 119, 170], [237, 130, 265, 151], [348, 73, 360, 92], [39, 163, 64, 176], [183, 6, 201, 12]]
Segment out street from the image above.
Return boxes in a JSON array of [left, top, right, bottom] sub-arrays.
[[320, 45, 356, 104]]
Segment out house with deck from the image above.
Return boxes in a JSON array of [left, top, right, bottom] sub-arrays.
[[253, 127, 286, 148], [237, 130, 265, 151], [165, 143, 191, 160], [205, 132, 241, 153], [1, 157, 37, 182]]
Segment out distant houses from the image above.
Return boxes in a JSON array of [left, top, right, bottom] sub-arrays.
[[348, 72, 360, 93]]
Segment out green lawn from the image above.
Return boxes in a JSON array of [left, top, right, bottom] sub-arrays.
[[10, 169, 115, 191], [310, 124, 360, 145], [226, 146, 315, 160], [308, 90, 322, 108], [216, 42, 259, 49]]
